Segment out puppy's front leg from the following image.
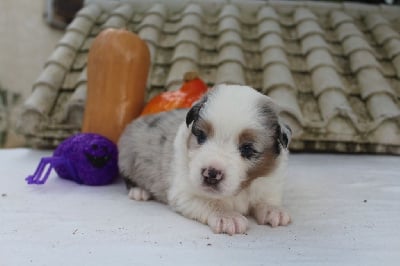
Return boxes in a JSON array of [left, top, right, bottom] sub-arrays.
[[207, 208, 248, 235], [250, 176, 291, 227], [170, 194, 248, 235]]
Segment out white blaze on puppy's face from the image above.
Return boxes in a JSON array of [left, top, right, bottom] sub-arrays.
[[185, 84, 290, 198]]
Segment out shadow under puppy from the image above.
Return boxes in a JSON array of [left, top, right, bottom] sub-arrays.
[[118, 84, 292, 235]]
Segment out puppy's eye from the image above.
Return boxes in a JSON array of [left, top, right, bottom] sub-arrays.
[[239, 143, 258, 159], [193, 129, 207, 145]]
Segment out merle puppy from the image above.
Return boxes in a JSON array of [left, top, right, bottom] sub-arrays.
[[118, 84, 292, 235]]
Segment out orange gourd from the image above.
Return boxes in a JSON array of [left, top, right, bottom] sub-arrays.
[[141, 72, 208, 116], [82, 28, 150, 143]]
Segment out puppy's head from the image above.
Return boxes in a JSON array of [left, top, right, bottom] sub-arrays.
[[184, 84, 291, 198]]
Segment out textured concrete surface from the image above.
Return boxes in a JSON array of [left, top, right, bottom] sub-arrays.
[[1, 148, 399, 265]]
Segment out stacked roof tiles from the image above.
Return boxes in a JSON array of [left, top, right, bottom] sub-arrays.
[[18, 0, 400, 154]]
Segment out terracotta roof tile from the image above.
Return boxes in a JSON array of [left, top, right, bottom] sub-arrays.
[[19, 0, 400, 154]]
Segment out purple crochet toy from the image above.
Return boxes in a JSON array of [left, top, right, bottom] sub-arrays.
[[26, 133, 118, 186]]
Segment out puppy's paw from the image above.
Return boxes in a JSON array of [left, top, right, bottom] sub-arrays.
[[253, 204, 291, 227], [128, 187, 151, 201], [207, 212, 248, 235]]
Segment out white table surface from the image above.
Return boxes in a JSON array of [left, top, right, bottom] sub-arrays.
[[1, 148, 399, 266]]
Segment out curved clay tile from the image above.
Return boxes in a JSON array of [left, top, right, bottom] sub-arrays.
[[364, 15, 400, 79], [306, 49, 336, 72], [310, 67, 344, 97], [371, 25, 400, 46], [138, 5, 166, 63], [215, 5, 245, 85], [20, 85, 57, 134], [46, 46, 77, 71], [335, 23, 364, 42], [71, 52, 87, 70], [330, 11, 353, 30], [65, 83, 86, 125], [318, 90, 359, 134], [58, 31, 86, 51], [25, 85, 57, 116], [293, 8, 318, 24], [259, 33, 284, 51], [258, 20, 282, 38], [262, 64, 295, 93], [296, 20, 324, 39], [35, 64, 67, 90], [64, 67, 87, 125], [257, 5, 302, 130], [101, 15, 127, 29], [138, 13, 164, 31], [217, 31, 242, 50], [261, 48, 289, 68], [393, 56, 400, 78], [182, 3, 203, 17], [216, 62, 245, 85], [171, 42, 199, 62], [145, 3, 167, 17], [349, 50, 381, 74], [175, 28, 201, 46], [166, 42, 199, 89], [257, 6, 279, 21], [268, 88, 305, 130], [364, 13, 390, 31], [75, 4, 102, 21], [356, 69, 396, 100], [219, 4, 240, 20], [383, 38, 400, 59], [301, 35, 329, 55], [110, 3, 135, 21], [342, 36, 374, 56], [178, 14, 203, 32], [66, 16, 94, 35], [101, 4, 135, 29], [366, 93, 400, 121], [217, 45, 245, 66], [302, 9, 358, 134], [219, 16, 241, 34]]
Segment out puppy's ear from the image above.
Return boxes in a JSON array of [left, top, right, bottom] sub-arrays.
[[278, 122, 292, 149], [186, 96, 208, 127], [258, 96, 292, 150]]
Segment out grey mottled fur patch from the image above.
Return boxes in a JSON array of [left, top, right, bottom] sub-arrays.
[[118, 109, 187, 203]]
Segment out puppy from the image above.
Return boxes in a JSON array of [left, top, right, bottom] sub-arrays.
[[118, 84, 292, 235]]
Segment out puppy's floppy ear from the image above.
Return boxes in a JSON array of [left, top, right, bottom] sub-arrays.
[[186, 95, 208, 127], [278, 122, 292, 149], [258, 96, 292, 150]]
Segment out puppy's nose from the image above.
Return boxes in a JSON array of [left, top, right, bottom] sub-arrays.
[[202, 167, 224, 186]]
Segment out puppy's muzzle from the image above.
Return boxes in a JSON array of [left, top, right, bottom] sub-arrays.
[[201, 167, 224, 187]]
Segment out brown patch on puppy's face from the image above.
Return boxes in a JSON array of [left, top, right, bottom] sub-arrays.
[[241, 149, 277, 188], [238, 127, 279, 188], [238, 99, 285, 188]]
